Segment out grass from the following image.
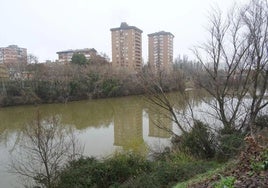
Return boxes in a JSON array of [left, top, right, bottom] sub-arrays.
[[174, 160, 236, 188]]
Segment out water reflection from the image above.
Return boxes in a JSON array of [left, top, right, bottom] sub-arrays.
[[0, 91, 210, 146], [113, 97, 143, 147], [0, 95, 176, 152], [148, 110, 172, 138], [0, 91, 211, 188]]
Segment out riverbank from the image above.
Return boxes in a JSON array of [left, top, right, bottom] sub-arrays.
[[175, 136, 268, 187], [55, 135, 268, 188], [54, 151, 221, 188], [0, 68, 185, 107], [53, 141, 268, 188]]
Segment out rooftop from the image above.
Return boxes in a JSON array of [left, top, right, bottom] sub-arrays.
[[110, 22, 143, 33], [0, 45, 27, 50], [148, 31, 174, 37], [56, 48, 97, 54]]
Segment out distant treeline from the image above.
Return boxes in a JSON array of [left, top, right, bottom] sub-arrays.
[[0, 62, 188, 107]]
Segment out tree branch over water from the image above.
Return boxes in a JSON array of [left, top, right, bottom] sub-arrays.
[[193, 0, 268, 134]]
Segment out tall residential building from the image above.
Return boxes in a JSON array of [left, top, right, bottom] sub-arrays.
[[56, 48, 97, 63], [0, 45, 27, 65], [148, 31, 174, 72], [110, 22, 143, 72]]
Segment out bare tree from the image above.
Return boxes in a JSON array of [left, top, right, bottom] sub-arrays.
[[140, 0, 268, 142], [27, 54, 39, 64], [242, 0, 268, 133], [9, 111, 83, 188], [140, 69, 188, 135], [192, 0, 268, 135]]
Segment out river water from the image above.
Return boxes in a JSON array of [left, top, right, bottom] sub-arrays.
[[0, 92, 206, 188]]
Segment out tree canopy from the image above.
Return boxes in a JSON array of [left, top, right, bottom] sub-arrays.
[[71, 53, 87, 65]]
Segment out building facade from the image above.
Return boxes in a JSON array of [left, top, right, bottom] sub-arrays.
[[110, 22, 143, 72], [56, 48, 97, 63], [148, 31, 174, 72], [0, 45, 27, 65]]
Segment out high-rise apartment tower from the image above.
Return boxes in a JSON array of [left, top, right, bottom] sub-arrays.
[[110, 22, 143, 72], [148, 31, 174, 72], [0, 45, 27, 65]]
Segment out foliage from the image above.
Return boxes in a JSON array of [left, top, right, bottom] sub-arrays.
[[69, 78, 89, 99], [56, 153, 152, 188], [71, 53, 88, 65], [213, 176, 236, 188], [178, 120, 216, 159], [56, 151, 219, 188], [0, 62, 185, 106], [174, 162, 230, 188], [100, 78, 122, 97], [0, 81, 41, 106], [126, 160, 218, 187], [216, 130, 245, 161], [251, 148, 268, 172], [35, 81, 60, 102]]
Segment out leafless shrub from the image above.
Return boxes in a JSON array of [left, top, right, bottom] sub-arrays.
[[9, 110, 83, 188]]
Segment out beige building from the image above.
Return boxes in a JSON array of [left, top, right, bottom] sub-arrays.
[[56, 48, 97, 63], [148, 31, 174, 72], [0, 45, 27, 65], [110, 22, 143, 72]]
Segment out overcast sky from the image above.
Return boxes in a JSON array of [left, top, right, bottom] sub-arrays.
[[0, 0, 246, 62]]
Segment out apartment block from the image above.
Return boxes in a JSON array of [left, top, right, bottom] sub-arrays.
[[148, 31, 174, 72], [56, 48, 97, 63], [0, 45, 27, 65], [110, 22, 143, 72]]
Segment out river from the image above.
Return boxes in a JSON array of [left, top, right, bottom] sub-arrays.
[[0, 92, 206, 188]]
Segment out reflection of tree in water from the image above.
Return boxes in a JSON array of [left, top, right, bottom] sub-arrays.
[[112, 97, 144, 151], [0, 106, 36, 145], [0, 99, 115, 138], [0, 92, 212, 146], [51, 100, 114, 129]]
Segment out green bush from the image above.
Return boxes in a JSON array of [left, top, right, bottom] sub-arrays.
[[35, 81, 58, 102], [56, 153, 152, 188], [101, 78, 122, 97], [56, 151, 219, 188], [179, 120, 216, 159], [1, 87, 40, 106], [69, 79, 89, 99], [216, 131, 245, 161]]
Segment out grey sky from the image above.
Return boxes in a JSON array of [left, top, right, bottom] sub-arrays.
[[0, 0, 244, 62]]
